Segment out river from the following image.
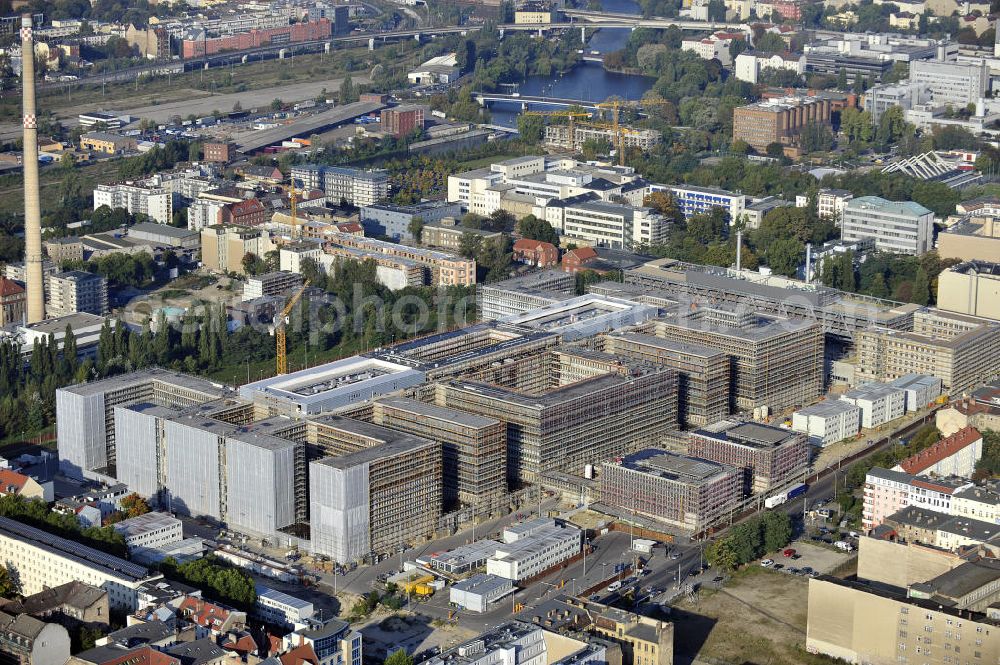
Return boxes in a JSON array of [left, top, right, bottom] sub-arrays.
[[488, 0, 656, 128]]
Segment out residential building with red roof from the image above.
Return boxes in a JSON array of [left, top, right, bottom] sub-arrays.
[[71, 645, 181, 665], [221, 198, 269, 227], [894, 427, 984, 478], [512, 239, 559, 268], [278, 644, 319, 665], [178, 597, 246, 639], [0, 468, 45, 501], [0, 277, 25, 326], [561, 247, 598, 273]]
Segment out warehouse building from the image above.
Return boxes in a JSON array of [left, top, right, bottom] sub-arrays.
[[688, 420, 808, 495], [127, 223, 200, 250], [840, 383, 906, 429], [370, 396, 506, 507], [56, 369, 228, 479], [309, 416, 442, 563], [238, 356, 425, 417], [0, 516, 160, 611], [486, 519, 581, 582], [600, 331, 730, 428], [600, 449, 743, 533], [449, 574, 514, 613], [791, 400, 861, 447], [434, 348, 678, 484], [646, 304, 824, 413]]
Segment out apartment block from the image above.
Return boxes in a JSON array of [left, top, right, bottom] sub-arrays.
[[601, 449, 743, 533], [841, 196, 934, 255], [309, 416, 442, 563], [370, 396, 506, 507], [646, 304, 824, 413], [734, 51, 805, 84], [792, 400, 862, 447], [46, 270, 108, 317], [543, 124, 661, 152], [360, 200, 462, 242], [0, 277, 26, 326], [56, 368, 227, 479], [883, 505, 1000, 550], [200, 225, 264, 274], [601, 331, 730, 428], [688, 420, 809, 495], [663, 184, 747, 221], [93, 182, 172, 225], [324, 167, 389, 207], [816, 188, 853, 225], [434, 349, 678, 484], [547, 197, 670, 249], [732, 96, 832, 155], [894, 426, 983, 478], [855, 309, 1000, 394], [0, 517, 159, 611], [863, 467, 917, 532], [840, 383, 906, 429], [242, 271, 304, 302], [807, 575, 1000, 665], [324, 231, 476, 286]]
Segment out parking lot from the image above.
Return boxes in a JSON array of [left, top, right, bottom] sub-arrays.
[[759, 540, 855, 577]]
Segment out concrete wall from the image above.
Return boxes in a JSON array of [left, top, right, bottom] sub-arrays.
[[856, 536, 962, 590]]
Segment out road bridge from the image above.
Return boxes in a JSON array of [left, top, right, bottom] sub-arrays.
[[472, 93, 608, 111]]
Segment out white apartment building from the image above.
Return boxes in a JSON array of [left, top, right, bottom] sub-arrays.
[[791, 400, 861, 447], [556, 199, 670, 249], [323, 167, 389, 207], [279, 242, 324, 274], [254, 585, 314, 629], [841, 196, 934, 255], [910, 58, 990, 108], [94, 182, 172, 225], [187, 198, 226, 231], [0, 516, 159, 611], [893, 426, 984, 478], [888, 374, 943, 412], [817, 188, 854, 225], [734, 51, 805, 84], [682, 33, 737, 67], [840, 382, 906, 429], [486, 522, 580, 582], [46, 270, 109, 317], [951, 486, 1000, 524]]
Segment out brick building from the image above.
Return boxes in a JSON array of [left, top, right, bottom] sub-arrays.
[[732, 96, 832, 156], [0, 277, 25, 326], [220, 198, 269, 227], [688, 420, 808, 495], [512, 239, 559, 268], [381, 106, 425, 139]]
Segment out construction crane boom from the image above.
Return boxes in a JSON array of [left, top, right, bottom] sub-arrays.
[[276, 281, 310, 375]]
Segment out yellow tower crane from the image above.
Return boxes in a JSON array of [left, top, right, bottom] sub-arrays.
[[598, 98, 674, 165], [276, 281, 310, 375]]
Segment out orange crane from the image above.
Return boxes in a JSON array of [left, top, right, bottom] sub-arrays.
[[276, 281, 310, 375]]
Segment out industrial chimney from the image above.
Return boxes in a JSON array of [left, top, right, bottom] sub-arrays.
[[21, 14, 44, 323], [805, 242, 812, 284], [735, 230, 743, 272]]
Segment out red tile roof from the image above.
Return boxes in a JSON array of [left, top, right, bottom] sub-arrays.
[[99, 646, 180, 665], [179, 597, 231, 630], [566, 247, 598, 261], [0, 278, 24, 297], [0, 469, 29, 495], [279, 644, 319, 665], [223, 633, 258, 655], [513, 238, 555, 252], [899, 427, 983, 475]]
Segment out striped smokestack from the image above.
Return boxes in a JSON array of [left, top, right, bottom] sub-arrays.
[[21, 14, 44, 323]]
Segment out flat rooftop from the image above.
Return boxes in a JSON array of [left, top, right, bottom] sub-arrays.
[[604, 331, 727, 359], [310, 415, 437, 468], [111, 512, 180, 539], [796, 400, 860, 418], [693, 420, 800, 448], [614, 449, 736, 484], [59, 367, 227, 398], [374, 395, 499, 428], [0, 516, 152, 583]]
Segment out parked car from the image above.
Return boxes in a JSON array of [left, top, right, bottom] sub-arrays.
[[782, 548, 796, 557], [761, 559, 774, 567]]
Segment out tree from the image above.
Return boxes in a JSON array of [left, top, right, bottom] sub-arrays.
[[340, 74, 357, 104], [408, 216, 424, 244], [271, 98, 284, 112], [516, 215, 559, 245], [517, 114, 545, 144], [0, 564, 17, 597], [119, 493, 151, 519], [755, 32, 788, 52], [385, 651, 414, 665], [912, 265, 931, 306], [241, 252, 266, 276], [765, 236, 804, 277]]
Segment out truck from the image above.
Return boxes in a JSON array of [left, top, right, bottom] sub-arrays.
[[764, 483, 808, 509]]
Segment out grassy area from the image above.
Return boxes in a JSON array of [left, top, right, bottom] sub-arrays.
[[0, 159, 120, 217]]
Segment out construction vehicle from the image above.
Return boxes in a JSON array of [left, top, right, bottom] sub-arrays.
[[400, 573, 436, 597], [275, 281, 310, 375]]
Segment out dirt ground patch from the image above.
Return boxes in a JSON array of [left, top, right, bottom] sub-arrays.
[[360, 612, 477, 660], [673, 566, 825, 665]]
